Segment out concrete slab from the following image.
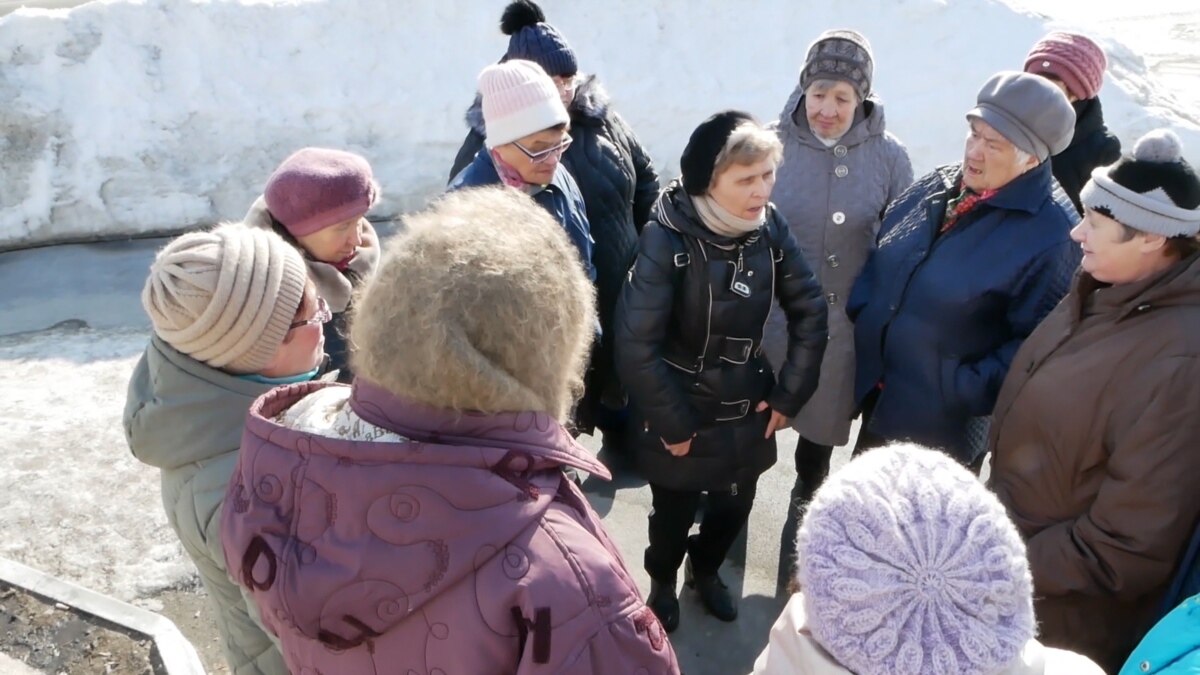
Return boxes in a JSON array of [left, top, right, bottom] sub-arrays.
[[0, 557, 206, 675]]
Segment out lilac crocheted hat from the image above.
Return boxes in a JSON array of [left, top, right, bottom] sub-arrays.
[[795, 444, 1035, 675]]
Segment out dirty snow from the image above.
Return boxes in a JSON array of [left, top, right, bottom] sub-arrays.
[[0, 326, 191, 605], [1, 0, 1198, 249]]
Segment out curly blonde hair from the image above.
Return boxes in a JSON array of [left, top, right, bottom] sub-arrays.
[[349, 186, 595, 421]]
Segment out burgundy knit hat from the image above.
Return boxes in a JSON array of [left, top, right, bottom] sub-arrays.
[[1024, 32, 1107, 101], [264, 147, 378, 238]]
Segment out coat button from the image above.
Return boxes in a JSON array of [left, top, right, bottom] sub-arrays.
[[826, 292, 838, 305], [833, 145, 848, 158], [1140, 661, 1151, 672], [835, 165, 849, 178], [832, 211, 846, 225], [827, 254, 839, 268]]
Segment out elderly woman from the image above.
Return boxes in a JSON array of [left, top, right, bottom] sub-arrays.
[[616, 111, 827, 632], [450, 58, 595, 282], [125, 223, 324, 675], [222, 187, 680, 674], [450, 1, 659, 445], [243, 147, 381, 382], [762, 30, 913, 588], [1024, 31, 1122, 214], [988, 130, 1200, 673]]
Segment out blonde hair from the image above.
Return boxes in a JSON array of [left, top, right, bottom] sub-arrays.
[[711, 121, 784, 186], [349, 187, 595, 421]]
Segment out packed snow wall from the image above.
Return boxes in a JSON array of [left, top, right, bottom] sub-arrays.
[[1, 0, 1197, 248]]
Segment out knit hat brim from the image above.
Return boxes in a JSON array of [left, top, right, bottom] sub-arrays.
[[1081, 171, 1200, 237], [483, 99, 570, 148]]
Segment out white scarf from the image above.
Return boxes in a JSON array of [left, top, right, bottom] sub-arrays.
[[694, 194, 766, 238]]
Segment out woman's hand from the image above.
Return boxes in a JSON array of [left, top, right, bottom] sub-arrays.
[[662, 435, 694, 457], [758, 401, 791, 438]]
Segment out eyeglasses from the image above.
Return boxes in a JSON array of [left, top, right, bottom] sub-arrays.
[[513, 134, 573, 165], [288, 296, 331, 331]]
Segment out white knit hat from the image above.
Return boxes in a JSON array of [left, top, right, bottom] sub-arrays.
[[1080, 129, 1200, 237], [478, 59, 569, 149], [142, 223, 308, 374], [796, 443, 1035, 675]]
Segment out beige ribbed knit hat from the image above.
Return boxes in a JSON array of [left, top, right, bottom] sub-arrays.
[[351, 186, 595, 421], [142, 223, 308, 374]]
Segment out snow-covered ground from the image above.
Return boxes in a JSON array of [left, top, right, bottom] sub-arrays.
[[0, 327, 194, 606], [1, 0, 1197, 248]]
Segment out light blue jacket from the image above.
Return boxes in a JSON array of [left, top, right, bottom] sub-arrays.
[[1120, 594, 1200, 674]]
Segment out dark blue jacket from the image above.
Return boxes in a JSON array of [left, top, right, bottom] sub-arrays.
[[848, 161, 1080, 461], [449, 149, 596, 282]]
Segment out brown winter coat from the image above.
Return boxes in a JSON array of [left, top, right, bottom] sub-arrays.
[[988, 252, 1200, 673], [763, 91, 912, 447]]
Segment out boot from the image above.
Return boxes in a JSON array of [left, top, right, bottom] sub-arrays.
[[684, 557, 737, 622], [646, 576, 680, 633]]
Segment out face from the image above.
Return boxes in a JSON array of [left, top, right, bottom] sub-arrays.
[[804, 80, 858, 140], [963, 119, 1037, 192], [708, 156, 777, 220], [296, 217, 364, 264], [551, 74, 578, 108], [493, 127, 571, 185], [1071, 208, 1168, 284], [1037, 73, 1077, 102], [259, 284, 327, 378]]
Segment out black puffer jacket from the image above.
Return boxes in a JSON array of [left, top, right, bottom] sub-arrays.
[[614, 182, 827, 492], [450, 76, 661, 430], [1051, 97, 1122, 214]]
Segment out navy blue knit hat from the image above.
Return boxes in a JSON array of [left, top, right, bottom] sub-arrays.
[[500, 1, 578, 78]]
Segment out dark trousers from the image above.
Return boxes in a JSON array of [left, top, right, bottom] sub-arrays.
[[645, 481, 757, 582]]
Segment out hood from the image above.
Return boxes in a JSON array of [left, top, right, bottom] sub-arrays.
[[123, 335, 273, 470], [1075, 250, 1200, 321], [463, 73, 612, 136], [243, 195, 381, 312], [652, 179, 776, 247], [228, 378, 610, 644], [777, 81, 889, 151]]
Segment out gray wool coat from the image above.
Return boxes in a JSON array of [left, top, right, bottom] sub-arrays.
[[763, 87, 913, 447]]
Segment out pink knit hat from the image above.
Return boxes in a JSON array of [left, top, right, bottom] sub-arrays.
[[1024, 32, 1107, 101], [478, 59, 569, 149], [264, 147, 378, 238]]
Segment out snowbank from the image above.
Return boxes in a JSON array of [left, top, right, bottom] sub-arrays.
[[2, 0, 1198, 248]]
